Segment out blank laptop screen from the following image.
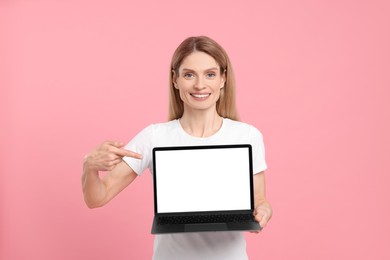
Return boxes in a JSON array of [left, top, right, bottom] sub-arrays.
[[154, 147, 252, 214]]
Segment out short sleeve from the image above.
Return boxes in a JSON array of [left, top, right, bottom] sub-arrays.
[[122, 125, 154, 175], [250, 126, 267, 174]]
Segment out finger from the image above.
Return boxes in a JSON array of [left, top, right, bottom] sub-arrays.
[[253, 214, 265, 228], [254, 208, 270, 228], [104, 140, 125, 148], [259, 213, 270, 228], [106, 144, 142, 159], [109, 158, 123, 166], [102, 158, 122, 170], [116, 148, 143, 159], [105, 164, 116, 171], [254, 213, 263, 224]]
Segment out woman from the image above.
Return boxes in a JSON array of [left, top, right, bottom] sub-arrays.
[[82, 36, 272, 260]]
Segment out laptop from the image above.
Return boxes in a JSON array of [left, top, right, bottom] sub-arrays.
[[151, 144, 261, 234]]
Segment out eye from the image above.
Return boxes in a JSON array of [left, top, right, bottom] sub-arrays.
[[206, 72, 216, 78], [184, 73, 194, 79]]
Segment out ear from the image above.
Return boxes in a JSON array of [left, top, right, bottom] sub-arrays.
[[220, 69, 226, 89], [172, 70, 179, 89]]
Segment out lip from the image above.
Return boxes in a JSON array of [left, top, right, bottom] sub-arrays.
[[190, 93, 211, 98]]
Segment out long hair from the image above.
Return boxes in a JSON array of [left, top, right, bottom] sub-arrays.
[[168, 36, 239, 121]]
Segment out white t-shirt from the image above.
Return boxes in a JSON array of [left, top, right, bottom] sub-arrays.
[[123, 118, 267, 260]]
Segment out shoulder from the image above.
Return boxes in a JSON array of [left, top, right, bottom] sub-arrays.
[[146, 120, 179, 133], [224, 118, 263, 137], [137, 120, 179, 141], [130, 120, 178, 140]]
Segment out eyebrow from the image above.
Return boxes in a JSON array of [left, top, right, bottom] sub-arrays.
[[181, 67, 219, 72]]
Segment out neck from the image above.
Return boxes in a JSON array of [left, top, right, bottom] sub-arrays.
[[180, 109, 223, 138]]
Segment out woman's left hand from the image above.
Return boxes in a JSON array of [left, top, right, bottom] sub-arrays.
[[252, 202, 272, 233]]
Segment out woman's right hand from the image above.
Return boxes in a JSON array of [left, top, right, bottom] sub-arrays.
[[83, 141, 143, 172]]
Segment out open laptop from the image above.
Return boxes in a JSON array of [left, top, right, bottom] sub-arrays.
[[151, 144, 261, 234]]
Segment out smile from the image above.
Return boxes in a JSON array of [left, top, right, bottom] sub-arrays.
[[190, 93, 211, 98]]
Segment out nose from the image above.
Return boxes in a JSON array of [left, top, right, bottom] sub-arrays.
[[194, 77, 206, 90]]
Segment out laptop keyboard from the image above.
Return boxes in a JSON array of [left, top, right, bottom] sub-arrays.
[[158, 213, 254, 225]]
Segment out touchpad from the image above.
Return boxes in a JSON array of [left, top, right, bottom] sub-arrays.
[[185, 223, 228, 232]]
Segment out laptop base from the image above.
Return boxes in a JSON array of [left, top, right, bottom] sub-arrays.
[[151, 217, 261, 234]]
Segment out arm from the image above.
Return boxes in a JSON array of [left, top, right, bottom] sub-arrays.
[[82, 141, 142, 208], [253, 171, 273, 230]]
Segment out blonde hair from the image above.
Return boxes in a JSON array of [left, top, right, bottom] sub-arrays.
[[168, 36, 239, 121]]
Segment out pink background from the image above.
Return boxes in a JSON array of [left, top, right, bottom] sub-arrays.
[[1, 0, 390, 259]]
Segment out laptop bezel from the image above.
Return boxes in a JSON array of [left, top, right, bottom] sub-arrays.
[[152, 144, 255, 216]]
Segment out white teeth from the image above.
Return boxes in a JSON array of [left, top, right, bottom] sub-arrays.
[[192, 94, 209, 98]]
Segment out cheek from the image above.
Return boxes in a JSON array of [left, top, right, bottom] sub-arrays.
[[177, 88, 188, 102], [213, 82, 223, 92], [179, 90, 186, 99]]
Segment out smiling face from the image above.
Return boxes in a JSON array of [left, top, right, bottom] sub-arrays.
[[173, 51, 225, 114]]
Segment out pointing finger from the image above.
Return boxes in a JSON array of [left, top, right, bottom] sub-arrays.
[[117, 148, 143, 159]]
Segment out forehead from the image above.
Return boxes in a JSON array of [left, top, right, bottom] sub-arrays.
[[179, 51, 220, 71]]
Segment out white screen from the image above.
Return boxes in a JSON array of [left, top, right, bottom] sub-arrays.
[[155, 147, 251, 213]]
